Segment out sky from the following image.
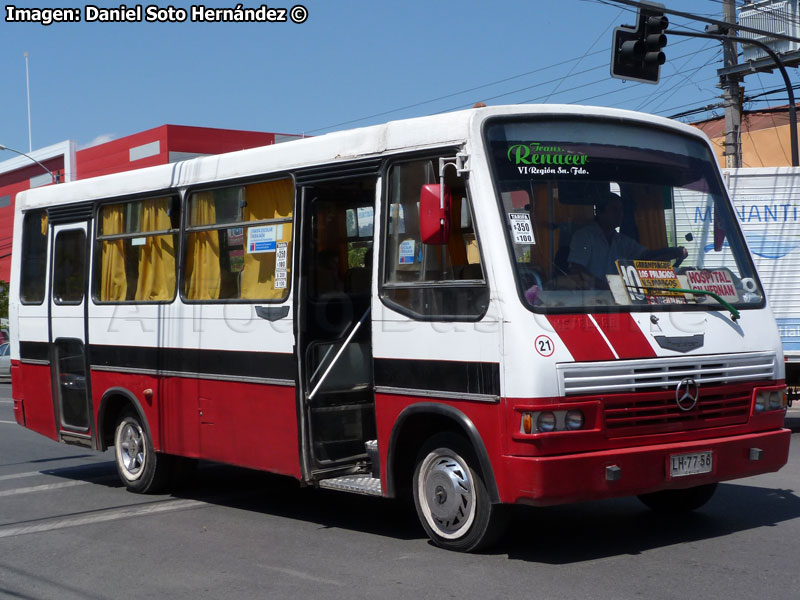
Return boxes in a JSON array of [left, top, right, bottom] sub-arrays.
[[1, 0, 799, 154]]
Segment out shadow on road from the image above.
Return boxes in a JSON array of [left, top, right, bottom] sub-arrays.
[[37, 453, 800, 561], [501, 482, 800, 562]]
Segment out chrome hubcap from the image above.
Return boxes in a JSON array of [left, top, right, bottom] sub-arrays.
[[119, 423, 144, 476], [420, 452, 475, 537]]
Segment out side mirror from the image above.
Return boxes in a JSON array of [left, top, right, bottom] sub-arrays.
[[420, 184, 451, 245]]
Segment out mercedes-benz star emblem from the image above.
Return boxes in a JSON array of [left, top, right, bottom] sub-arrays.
[[675, 378, 699, 412]]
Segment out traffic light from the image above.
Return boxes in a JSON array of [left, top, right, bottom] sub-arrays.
[[610, 2, 669, 84]]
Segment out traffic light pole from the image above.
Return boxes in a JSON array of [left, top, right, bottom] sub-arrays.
[[669, 29, 798, 167]]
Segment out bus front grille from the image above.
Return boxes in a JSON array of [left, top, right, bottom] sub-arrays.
[[558, 352, 777, 396], [602, 382, 753, 437]]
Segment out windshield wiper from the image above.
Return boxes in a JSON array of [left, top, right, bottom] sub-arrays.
[[641, 287, 740, 322], [623, 285, 741, 322], [672, 287, 740, 322]]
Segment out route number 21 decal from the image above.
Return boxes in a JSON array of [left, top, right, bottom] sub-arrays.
[[535, 335, 555, 357]]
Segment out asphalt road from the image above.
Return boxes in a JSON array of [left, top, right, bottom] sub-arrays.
[[1, 382, 799, 600]]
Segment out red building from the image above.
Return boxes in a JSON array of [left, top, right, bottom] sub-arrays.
[[0, 125, 302, 281]]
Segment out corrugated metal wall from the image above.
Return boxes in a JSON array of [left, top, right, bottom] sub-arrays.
[[725, 168, 800, 353]]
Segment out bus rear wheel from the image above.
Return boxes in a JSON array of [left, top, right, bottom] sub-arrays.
[[637, 483, 718, 513], [412, 433, 507, 552], [114, 409, 172, 494]]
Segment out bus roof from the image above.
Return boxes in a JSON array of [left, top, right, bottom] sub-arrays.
[[15, 104, 710, 211]]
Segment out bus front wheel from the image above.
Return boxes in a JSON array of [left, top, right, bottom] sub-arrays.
[[412, 433, 507, 552], [114, 409, 171, 494]]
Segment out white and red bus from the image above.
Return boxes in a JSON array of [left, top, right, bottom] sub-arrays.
[[8, 105, 791, 551]]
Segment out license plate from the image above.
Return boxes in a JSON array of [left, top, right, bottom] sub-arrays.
[[669, 451, 713, 478]]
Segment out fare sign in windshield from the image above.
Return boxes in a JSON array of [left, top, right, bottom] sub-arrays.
[[685, 269, 739, 302], [616, 260, 687, 305]]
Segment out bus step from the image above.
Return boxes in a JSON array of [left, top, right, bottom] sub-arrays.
[[319, 474, 383, 497]]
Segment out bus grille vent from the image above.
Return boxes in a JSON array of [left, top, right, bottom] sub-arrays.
[[602, 383, 753, 436], [558, 352, 776, 396], [558, 352, 777, 437]]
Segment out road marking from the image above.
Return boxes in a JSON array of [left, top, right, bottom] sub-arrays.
[[0, 400, 13, 404], [0, 470, 44, 481], [0, 480, 93, 497], [0, 420, 17, 424], [0, 499, 206, 539], [261, 566, 345, 586]]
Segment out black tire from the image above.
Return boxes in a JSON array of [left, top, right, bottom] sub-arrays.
[[638, 483, 718, 513], [412, 432, 508, 552], [114, 408, 172, 494]]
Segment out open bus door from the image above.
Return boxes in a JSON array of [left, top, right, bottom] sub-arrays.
[[48, 219, 93, 447], [296, 174, 378, 482]]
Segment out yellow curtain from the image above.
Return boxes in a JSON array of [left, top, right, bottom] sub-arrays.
[[241, 179, 293, 299], [40, 213, 48, 236], [100, 205, 127, 301], [135, 198, 176, 301], [628, 185, 668, 249], [185, 192, 221, 300], [528, 185, 551, 277], [446, 197, 468, 269]]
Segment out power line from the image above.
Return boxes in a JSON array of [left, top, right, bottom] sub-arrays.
[[306, 48, 611, 133], [755, 71, 792, 163], [308, 0, 799, 138], [703, 0, 800, 30], [602, 0, 800, 43], [467, 44, 718, 108], [665, 81, 800, 121], [308, 2, 711, 134], [543, 6, 624, 102], [634, 40, 720, 112]]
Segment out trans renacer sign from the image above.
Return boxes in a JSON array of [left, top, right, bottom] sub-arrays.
[[506, 142, 590, 176]]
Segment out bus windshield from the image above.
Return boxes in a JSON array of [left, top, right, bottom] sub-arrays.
[[485, 117, 764, 312]]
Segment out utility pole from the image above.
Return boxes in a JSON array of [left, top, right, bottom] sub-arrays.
[[722, 0, 742, 168], [24, 52, 32, 152]]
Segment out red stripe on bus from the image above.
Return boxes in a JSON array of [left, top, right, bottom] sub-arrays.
[[545, 315, 615, 362], [591, 313, 656, 359]]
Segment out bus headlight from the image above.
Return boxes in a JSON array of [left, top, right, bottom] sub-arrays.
[[768, 391, 786, 411], [537, 412, 556, 433], [565, 410, 585, 430], [754, 389, 787, 413], [520, 408, 590, 434]]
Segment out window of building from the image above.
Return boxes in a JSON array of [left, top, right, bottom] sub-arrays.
[[382, 157, 488, 319], [183, 178, 294, 301], [20, 210, 48, 304], [94, 196, 179, 303]]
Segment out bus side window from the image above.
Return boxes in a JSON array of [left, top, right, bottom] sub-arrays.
[[382, 157, 489, 320], [94, 196, 179, 303], [20, 210, 48, 304], [183, 178, 294, 302]]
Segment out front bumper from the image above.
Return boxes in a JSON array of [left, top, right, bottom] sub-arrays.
[[500, 428, 791, 506]]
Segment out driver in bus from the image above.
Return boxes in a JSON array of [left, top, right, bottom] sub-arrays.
[[568, 191, 687, 287]]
